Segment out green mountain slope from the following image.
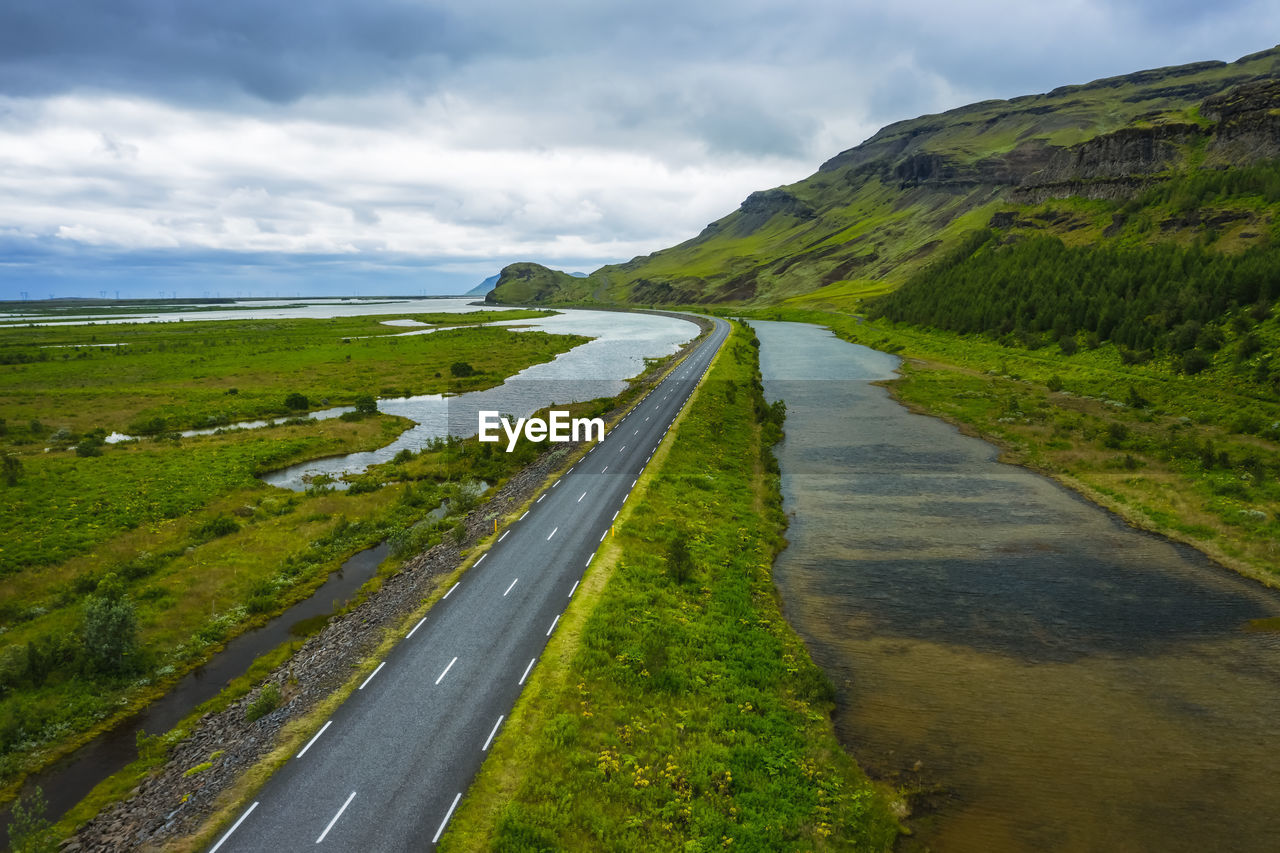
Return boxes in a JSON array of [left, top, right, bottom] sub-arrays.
[[491, 45, 1280, 309]]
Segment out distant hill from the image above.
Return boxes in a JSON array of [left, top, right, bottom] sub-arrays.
[[466, 274, 500, 296], [491, 45, 1280, 311]]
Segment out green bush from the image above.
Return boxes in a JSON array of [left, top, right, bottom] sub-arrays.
[[1, 453, 21, 486], [450, 361, 476, 377], [196, 515, 240, 539], [6, 786, 56, 853], [666, 535, 694, 584], [353, 394, 378, 415], [245, 682, 281, 722], [81, 574, 138, 675], [284, 392, 309, 411]]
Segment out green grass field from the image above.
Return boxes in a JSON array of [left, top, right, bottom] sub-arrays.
[[0, 313, 584, 796]]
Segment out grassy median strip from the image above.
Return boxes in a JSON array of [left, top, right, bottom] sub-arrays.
[[444, 322, 899, 851]]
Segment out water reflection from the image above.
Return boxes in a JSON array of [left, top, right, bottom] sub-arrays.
[[263, 310, 697, 490], [753, 320, 1280, 853]]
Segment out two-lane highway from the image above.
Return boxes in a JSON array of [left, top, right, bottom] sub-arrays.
[[211, 315, 729, 852]]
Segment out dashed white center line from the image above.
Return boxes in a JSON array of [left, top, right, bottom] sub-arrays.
[[407, 616, 427, 639], [359, 661, 385, 691], [578, 491, 587, 502], [209, 801, 258, 853], [443, 581, 460, 599], [602, 465, 608, 472], [634, 429, 639, 435], [547, 526, 558, 541], [432, 792, 462, 845], [504, 578, 518, 596], [297, 720, 333, 759], [482, 715, 505, 752], [316, 791, 356, 844], [435, 656, 458, 685], [519, 657, 536, 685], [546, 614, 561, 636], [569, 580, 579, 598]]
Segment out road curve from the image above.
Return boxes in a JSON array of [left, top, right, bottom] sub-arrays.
[[210, 315, 730, 852]]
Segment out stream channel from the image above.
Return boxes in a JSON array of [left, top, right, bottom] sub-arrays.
[[752, 320, 1280, 853], [13, 305, 698, 834]]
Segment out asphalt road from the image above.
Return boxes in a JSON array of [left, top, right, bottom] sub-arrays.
[[211, 315, 729, 852]]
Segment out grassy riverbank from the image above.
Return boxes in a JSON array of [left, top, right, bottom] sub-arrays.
[[737, 307, 1280, 588], [0, 314, 584, 799], [444, 322, 899, 851]]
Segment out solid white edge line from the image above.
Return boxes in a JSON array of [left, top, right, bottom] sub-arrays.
[[443, 581, 461, 598], [568, 466, 575, 474], [297, 720, 333, 758], [552, 479, 559, 488], [547, 526, 558, 540], [537, 494, 545, 503], [599, 530, 607, 542], [612, 510, 619, 520], [359, 661, 385, 690], [432, 792, 462, 845], [585, 554, 594, 567], [519, 657, 536, 685], [519, 510, 529, 520], [406, 616, 427, 639], [630, 479, 637, 489], [504, 578, 518, 596], [209, 801, 258, 853], [475, 553, 487, 566], [498, 530, 509, 542], [316, 791, 357, 844], [546, 614, 560, 636], [435, 656, 458, 685], [482, 715, 505, 751], [569, 580, 579, 598]]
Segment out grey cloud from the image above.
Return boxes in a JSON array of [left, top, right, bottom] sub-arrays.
[[0, 0, 477, 103]]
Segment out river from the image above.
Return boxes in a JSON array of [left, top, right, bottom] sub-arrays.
[[752, 320, 1280, 852]]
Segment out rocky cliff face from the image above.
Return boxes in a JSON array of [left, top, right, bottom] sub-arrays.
[[1203, 78, 1280, 162]]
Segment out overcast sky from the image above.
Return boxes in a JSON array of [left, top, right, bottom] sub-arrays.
[[0, 1, 1276, 298]]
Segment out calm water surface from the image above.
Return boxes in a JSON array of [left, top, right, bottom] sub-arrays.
[[264, 309, 697, 489], [752, 320, 1280, 852]]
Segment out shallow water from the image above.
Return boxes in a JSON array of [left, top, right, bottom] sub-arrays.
[[262, 309, 698, 490], [753, 320, 1280, 853]]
